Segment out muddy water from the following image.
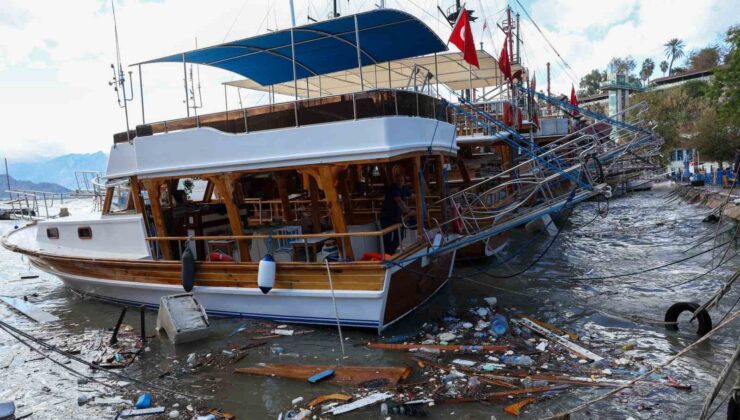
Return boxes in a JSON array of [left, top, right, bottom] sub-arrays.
[[0, 183, 738, 419]]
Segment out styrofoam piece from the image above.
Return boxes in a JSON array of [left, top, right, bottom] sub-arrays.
[[155, 293, 210, 344]]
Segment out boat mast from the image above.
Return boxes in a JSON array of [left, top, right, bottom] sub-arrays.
[[108, 0, 134, 142], [332, 0, 340, 18], [289, 0, 296, 26]]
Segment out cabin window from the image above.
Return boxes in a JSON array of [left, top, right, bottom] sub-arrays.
[[77, 226, 93, 239], [46, 227, 59, 239]]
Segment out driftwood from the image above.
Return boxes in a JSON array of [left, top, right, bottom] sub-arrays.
[[307, 393, 353, 408], [504, 397, 537, 416], [367, 342, 509, 352], [234, 364, 411, 385], [438, 385, 568, 404]]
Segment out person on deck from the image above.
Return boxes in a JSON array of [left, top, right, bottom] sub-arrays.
[[380, 173, 415, 254], [733, 145, 740, 184]]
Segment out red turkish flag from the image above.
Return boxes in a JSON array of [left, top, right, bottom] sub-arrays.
[[570, 84, 579, 115], [498, 33, 512, 81], [448, 9, 479, 68]]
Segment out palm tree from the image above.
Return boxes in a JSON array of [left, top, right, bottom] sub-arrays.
[[664, 38, 685, 75], [640, 58, 655, 84], [660, 60, 669, 76]]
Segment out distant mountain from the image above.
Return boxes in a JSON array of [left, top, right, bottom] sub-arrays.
[[0, 175, 69, 199], [6, 152, 108, 190]]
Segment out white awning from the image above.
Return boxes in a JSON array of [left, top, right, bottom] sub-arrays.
[[224, 50, 525, 98]]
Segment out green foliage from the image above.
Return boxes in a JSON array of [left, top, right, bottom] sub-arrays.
[[683, 80, 710, 98], [640, 58, 655, 82], [710, 24, 740, 132], [659, 60, 669, 76], [664, 38, 686, 75], [694, 107, 738, 164], [607, 56, 636, 75], [688, 47, 720, 71], [578, 69, 606, 96]]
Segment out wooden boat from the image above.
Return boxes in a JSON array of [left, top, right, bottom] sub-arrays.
[[2, 10, 463, 332]]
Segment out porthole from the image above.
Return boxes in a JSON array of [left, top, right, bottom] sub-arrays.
[[46, 227, 59, 239], [78, 226, 92, 239]]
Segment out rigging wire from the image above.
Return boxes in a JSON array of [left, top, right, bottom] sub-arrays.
[[512, 0, 579, 85], [222, 0, 250, 42], [0, 319, 200, 399]]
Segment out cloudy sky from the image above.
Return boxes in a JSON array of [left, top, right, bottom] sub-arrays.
[[0, 0, 736, 160]]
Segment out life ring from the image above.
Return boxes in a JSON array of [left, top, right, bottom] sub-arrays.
[[664, 301, 712, 336], [181, 247, 196, 292], [208, 250, 234, 262]]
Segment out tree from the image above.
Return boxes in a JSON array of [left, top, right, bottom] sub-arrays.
[[688, 47, 720, 71], [694, 108, 737, 165], [664, 38, 686, 75], [607, 56, 636, 75], [660, 60, 669, 76], [710, 25, 740, 135], [640, 58, 655, 84], [578, 69, 606, 96]]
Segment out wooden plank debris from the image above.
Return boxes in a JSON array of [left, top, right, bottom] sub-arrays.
[[523, 317, 578, 340], [235, 364, 411, 385], [0, 297, 59, 323], [504, 397, 537, 416], [515, 318, 603, 362], [307, 394, 353, 408], [367, 342, 509, 353]]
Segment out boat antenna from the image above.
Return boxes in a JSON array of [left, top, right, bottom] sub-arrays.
[[108, 0, 134, 143], [331, 0, 340, 18], [188, 38, 204, 118]]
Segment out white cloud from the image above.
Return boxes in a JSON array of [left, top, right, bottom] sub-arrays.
[[0, 0, 736, 159]]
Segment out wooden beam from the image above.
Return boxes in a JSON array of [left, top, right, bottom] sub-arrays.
[[202, 180, 215, 203], [129, 176, 145, 214], [141, 180, 173, 260], [411, 157, 424, 237], [308, 175, 322, 233], [209, 174, 250, 262], [102, 187, 114, 214], [316, 166, 354, 260], [456, 153, 471, 184], [276, 172, 294, 222], [337, 170, 354, 225]]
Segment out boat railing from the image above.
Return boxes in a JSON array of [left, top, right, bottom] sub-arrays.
[[3, 189, 66, 220], [145, 223, 410, 263], [114, 89, 444, 144]]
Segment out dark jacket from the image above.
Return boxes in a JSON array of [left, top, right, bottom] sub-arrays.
[[734, 149, 740, 175]]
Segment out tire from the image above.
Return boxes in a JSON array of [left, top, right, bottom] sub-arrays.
[[728, 394, 739, 420], [664, 301, 712, 337]]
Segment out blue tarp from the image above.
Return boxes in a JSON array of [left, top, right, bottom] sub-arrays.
[[140, 9, 447, 86]]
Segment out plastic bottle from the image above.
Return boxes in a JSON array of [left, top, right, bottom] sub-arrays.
[[501, 354, 533, 366], [380, 402, 389, 416], [490, 314, 508, 336]]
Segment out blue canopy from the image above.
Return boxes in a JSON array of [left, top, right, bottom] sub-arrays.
[[140, 9, 447, 86]]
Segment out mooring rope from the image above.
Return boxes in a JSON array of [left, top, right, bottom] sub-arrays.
[[0, 319, 200, 399], [542, 310, 740, 420]]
